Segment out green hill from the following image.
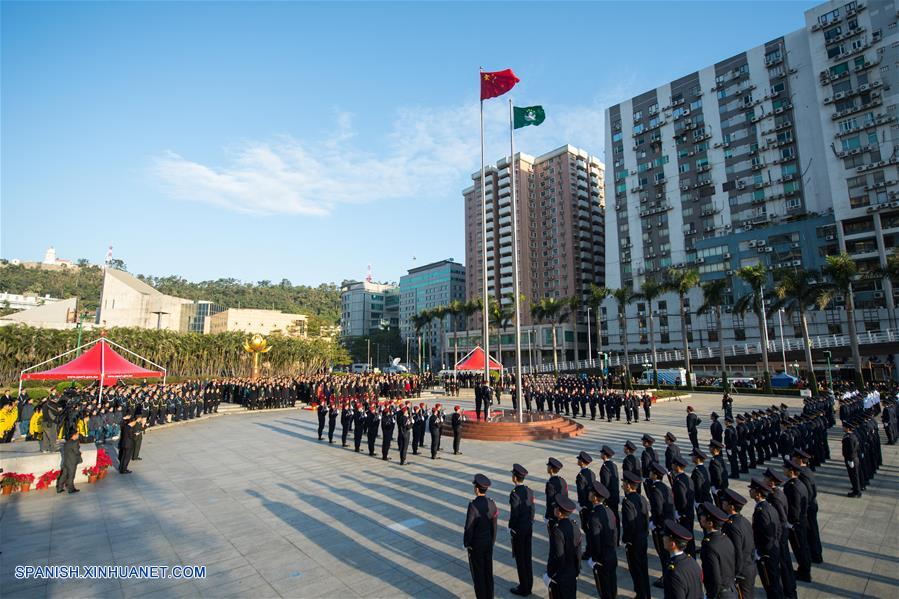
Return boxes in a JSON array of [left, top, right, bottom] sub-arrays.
[[0, 263, 341, 327]]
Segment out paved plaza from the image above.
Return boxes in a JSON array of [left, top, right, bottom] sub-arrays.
[[1, 390, 897, 598]]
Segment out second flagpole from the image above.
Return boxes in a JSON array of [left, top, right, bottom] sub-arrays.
[[508, 99, 524, 423], [479, 68, 490, 387]]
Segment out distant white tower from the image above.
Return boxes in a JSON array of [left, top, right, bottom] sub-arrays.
[[42, 247, 57, 265], [104, 246, 113, 269], [365, 264, 373, 283]]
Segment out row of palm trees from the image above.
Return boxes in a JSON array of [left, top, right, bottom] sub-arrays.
[[409, 250, 899, 389]]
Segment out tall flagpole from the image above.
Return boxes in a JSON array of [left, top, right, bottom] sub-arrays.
[[509, 99, 524, 423], [480, 68, 490, 385]]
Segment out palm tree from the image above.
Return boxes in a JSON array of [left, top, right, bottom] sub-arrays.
[[612, 287, 635, 389], [769, 269, 824, 393], [588, 285, 611, 366], [487, 298, 513, 369], [530, 297, 569, 374], [698, 278, 730, 390], [819, 252, 863, 387], [869, 249, 899, 328], [735, 264, 772, 392], [665, 268, 700, 388], [633, 278, 663, 387]]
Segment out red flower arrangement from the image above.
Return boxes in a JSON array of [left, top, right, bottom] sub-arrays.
[[16, 473, 35, 492], [96, 448, 112, 470], [82, 465, 101, 477], [35, 470, 61, 490]]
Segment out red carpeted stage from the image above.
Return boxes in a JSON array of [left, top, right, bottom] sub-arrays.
[[443, 409, 584, 442]]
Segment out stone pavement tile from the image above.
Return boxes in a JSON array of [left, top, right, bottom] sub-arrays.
[[200, 573, 278, 597], [118, 578, 193, 599], [1, 587, 48, 599], [864, 579, 896, 597], [0, 575, 49, 597], [193, 562, 259, 590], [45, 578, 123, 599], [268, 572, 356, 598]]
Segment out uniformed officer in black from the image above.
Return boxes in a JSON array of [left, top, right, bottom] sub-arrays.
[[641, 433, 658, 478], [782, 458, 811, 582], [665, 431, 683, 472], [710, 411, 724, 444], [398, 406, 412, 465], [720, 488, 757, 599], [792, 449, 822, 564], [698, 502, 738, 599], [841, 420, 862, 497], [709, 440, 729, 504], [317, 401, 329, 440], [365, 405, 380, 456], [599, 445, 620, 544], [690, 448, 712, 504], [451, 405, 465, 455], [724, 417, 740, 479], [648, 461, 675, 587], [353, 404, 366, 452], [545, 457, 567, 527], [749, 477, 783, 599], [545, 495, 582, 599], [327, 400, 338, 443], [762, 468, 797, 599], [671, 455, 697, 557], [585, 481, 617, 599], [686, 406, 702, 450], [464, 473, 498, 599], [575, 451, 596, 539], [623, 439, 642, 495], [662, 519, 704, 599], [509, 464, 535, 597], [622, 471, 651, 599]]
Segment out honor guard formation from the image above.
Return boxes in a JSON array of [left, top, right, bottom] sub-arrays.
[[459, 379, 898, 599], [522, 375, 655, 422]]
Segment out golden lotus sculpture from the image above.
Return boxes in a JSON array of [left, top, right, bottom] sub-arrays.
[[243, 334, 271, 380]]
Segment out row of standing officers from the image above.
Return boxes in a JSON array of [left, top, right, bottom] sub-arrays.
[[463, 441, 825, 599]]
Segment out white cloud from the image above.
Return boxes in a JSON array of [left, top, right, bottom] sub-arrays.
[[151, 86, 637, 217]]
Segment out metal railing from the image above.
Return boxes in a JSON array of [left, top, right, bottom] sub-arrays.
[[517, 327, 899, 373]]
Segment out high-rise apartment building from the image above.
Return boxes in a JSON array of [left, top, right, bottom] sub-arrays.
[[463, 145, 605, 321], [603, 0, 897, 363], [339, 280, 400, 338], [806, 0, 899, 320], [459, 145, 604, 367], [399, 259, 466, 370]]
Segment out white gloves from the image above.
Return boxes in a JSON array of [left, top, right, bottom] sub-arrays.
[[542, 573, 553, 587], [587, 558, 597, 569]]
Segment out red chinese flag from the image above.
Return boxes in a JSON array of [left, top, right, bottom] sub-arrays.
[[480, 69, 520, 100]]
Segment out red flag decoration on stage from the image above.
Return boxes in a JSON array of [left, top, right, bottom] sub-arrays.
[[480, 69, 520, 100]]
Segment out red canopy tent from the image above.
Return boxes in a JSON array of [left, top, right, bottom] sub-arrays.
[[454, 346, 503, 371], [19, 336, 166, 401]]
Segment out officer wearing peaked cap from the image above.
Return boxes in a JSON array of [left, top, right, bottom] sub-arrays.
[[623, 440, 642, 495], [464, 473, 498, 599], [509, 464, 535, 597], [665, 431, 683, 472], [545, 495, 582, 599], [720, 489, 757, 599], [698, 502, 738, 599], [545, 457, 568, 527], [599, 445, 621, 545], [641, 434, 658, 478], [575, 452, 596, 542], [586, 481, 618, 599], [621, 470, 651, 599], [749, 477, 783, 599], [662, 519, 703, 599]]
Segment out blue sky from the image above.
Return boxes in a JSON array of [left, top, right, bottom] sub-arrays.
[[2, 1, 818, 287]]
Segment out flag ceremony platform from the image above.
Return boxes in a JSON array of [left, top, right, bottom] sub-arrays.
[[0, 440, 98, 486], [442, 409, 584, 442]]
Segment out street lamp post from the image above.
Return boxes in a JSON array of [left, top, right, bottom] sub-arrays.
[[643, 362, 652, 387], [586, 307, 593, 367], [791, 361, 800, 381], [777, 308, 787, 373], [824, 350, 833, 388]]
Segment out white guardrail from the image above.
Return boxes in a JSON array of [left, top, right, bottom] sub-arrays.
[[518, 328, 899, 374]]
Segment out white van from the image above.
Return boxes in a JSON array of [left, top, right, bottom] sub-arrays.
[[350, 363, 371, 374]]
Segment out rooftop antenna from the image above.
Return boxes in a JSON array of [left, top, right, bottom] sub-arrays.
[[104, 245, 113, 270], [366, 264, 373, 283]]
